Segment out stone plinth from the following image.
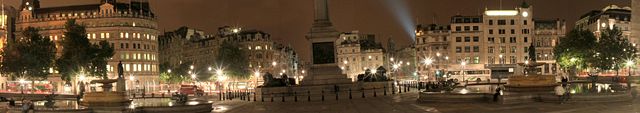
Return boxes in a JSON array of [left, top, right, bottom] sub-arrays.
[[300, 64, 352, 86]]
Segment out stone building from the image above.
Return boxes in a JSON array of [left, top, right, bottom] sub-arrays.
[[158, 26, 302, 86], [576, 5, 632, 43], [335, 31, 385, 81], [15, 0, 160, 93], [416, 3, 539, 82], [533, 19, 566, 75]]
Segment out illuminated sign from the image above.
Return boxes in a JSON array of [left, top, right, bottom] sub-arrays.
[[485, 10, 518, 16]]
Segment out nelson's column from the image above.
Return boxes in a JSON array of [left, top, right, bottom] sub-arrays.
[[301, 0, 351, 85]]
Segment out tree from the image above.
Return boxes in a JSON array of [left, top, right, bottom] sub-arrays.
[[215, 40, 249, 79], [593, 27, 637, 72], [554, 29, 597, 76], [159, 62, 191, 84], [0, 27, 56, 80], [57, 19, 114, 81]]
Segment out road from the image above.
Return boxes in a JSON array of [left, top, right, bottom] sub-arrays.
[[202, 91, 640, 113]]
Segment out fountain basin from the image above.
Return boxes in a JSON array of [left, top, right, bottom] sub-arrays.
[[81, 91, 131, 107]]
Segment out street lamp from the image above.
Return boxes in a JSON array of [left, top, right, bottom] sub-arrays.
[[167, 69, 172, 73], [190, 65, 194, 70], [423, 57, 433, 83], [461, 61, 467, 85], [626, 60, 634, 89]]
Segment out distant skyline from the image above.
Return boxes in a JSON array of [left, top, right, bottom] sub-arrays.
[[2, 0, 630, 62]]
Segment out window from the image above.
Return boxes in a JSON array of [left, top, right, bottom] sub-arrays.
[[488, 46, 494, 53], [101, 33, 105, 39], [464, 26, 470, 31], [464, 46, 471, 53], [456, 37, 462, 42], [510, 19, 515, 25], [524, 47, 529, 53], [524, 37, 528, 43], [443, 37, 448, 41], [473, 36, 479, 42], [510, 29, 515, 34], [500, 46, 506, 53], [500, 37, 506, 43], [106, 33, 110, 38], [511, 46, 517, 53], [456, 26, 461, 31], [472, 26, 479, 31], [489, 20, 494, 25], [488, 37, 495, 43], [488, 56, 495, 64], [489, 29, 494, 34], [499, 29, 505, 34], [510, 56, 516, 64], [464, 37, 470, 42], [510, 37, 516, 43], [473, 46, 479, 52], [524, 20, 528, 25], [522, 29, 530, 34], [497, 20, 506, 25], [473, 57, 480, 64], [456, 47, 462, 53]]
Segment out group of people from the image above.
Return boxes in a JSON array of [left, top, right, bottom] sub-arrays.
[[3, 98, 35, 113]]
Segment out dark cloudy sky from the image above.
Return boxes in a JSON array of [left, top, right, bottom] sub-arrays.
[[5, 0, 630, 62]]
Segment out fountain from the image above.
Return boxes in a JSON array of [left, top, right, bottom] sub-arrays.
[[504, 44, 558, 91]]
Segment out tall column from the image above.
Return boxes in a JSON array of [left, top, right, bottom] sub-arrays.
[[633, 0, 640, 47], [314, 0, 329, 21]]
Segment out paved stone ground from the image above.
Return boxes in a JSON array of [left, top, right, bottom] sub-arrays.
[[206, 90, 640, 113]]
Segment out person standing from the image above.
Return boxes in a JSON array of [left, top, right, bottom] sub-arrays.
[[555, 86, 566, 104]]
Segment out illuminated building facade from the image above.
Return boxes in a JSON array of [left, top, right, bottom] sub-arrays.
[[158, 26, 302, 86], [15, 0, 160, 93], [335, 31, 385, 81]]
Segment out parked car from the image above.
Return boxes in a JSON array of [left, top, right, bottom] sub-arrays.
[[179, 85, 204, 96]]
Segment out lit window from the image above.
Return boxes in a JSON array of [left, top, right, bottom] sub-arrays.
[[101, 33, 105, 39], [256, 46, 262, 50], [106, 33, 110, 38], [137, 33, 140, 38], [92, 34, 96, 39], [125, 64, 130, 71], [120, 32, 124, 38], [126, 33, 129, 38], [87, 34, 91, 39]]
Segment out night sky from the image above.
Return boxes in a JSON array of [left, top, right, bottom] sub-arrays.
[[4, 0, 630, 62]]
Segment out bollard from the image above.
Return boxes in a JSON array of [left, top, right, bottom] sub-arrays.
[[282, 94, 285, 102], [349, 88, 352, 99], [308, 91, 311, 102], [271, 93, 274, 102], [162, 93, 165, 98], [407, 84, 411, 92], [151, 93, 154, 98], [322, 90, 325, 101], [361, 88, 365, 98], [374, 88, 377, 97], [399, 85, 402, 94], [392, 84, 396, 94], [253, 92, 257, 102], [294, 92, 298, 102], [384, 86, 387, 96], [261, 93, 265, 102]]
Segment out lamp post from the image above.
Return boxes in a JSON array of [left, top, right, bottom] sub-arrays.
[[422, 57, 433, 90], [626, 60, 634, 89], [461, 61, 467, 85]]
